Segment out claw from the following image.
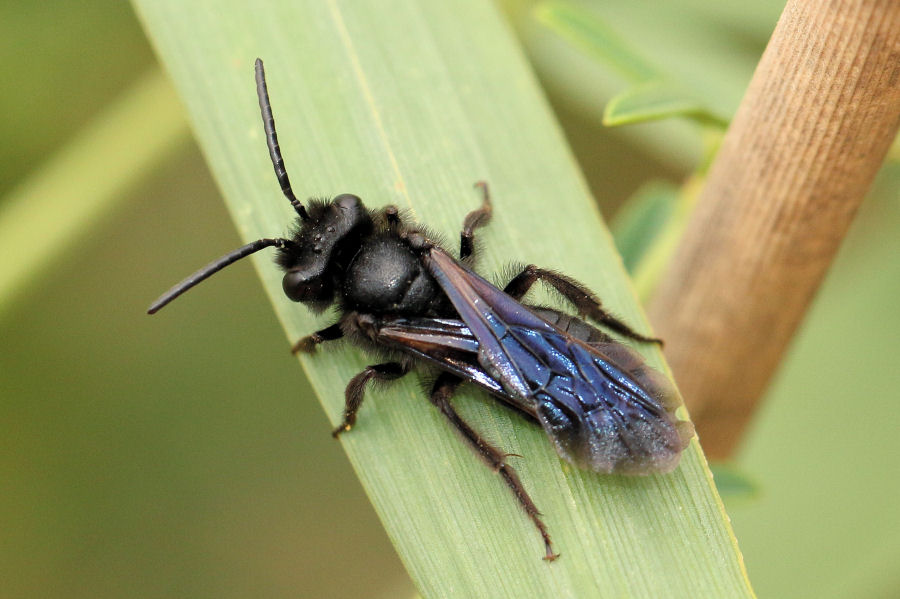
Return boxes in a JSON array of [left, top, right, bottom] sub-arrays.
[[291, 334, 321, 354], [331, 423, 351, 438]]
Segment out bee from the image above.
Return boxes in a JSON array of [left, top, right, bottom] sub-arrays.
[[149, 59, 694, 560]]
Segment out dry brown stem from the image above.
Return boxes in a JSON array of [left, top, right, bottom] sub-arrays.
[[648, 0, 900, 458]]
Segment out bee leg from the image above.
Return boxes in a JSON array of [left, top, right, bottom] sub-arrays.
[[429, 373, 559, 561], [503, 265, 662, 345], [332, 362, 409, 437], [459, 181, 493, 261], [291, 322, 344, 354]]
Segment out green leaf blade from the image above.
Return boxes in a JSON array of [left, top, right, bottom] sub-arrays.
[[133, 1, 754, 596], [534, 1, 659, 82], [611, 181, 680, 272], [0, 69, 188, 315], [604, 81, 729, 128]]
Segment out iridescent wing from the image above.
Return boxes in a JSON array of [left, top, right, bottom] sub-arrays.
[[419, 247, 693, 474], [374, 316, 511, 401]]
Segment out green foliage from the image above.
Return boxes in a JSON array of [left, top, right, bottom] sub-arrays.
[[524, 2, 900, 597], [611, 181, 680, 273], [129, 1, 752, 597], [708, 464, 759, 504], [0, 71, 188, 315], [534, 2, 730, 128], [610, 178, 703, 302], [8, 0, 896, 597], [604, 82, 728, 129]]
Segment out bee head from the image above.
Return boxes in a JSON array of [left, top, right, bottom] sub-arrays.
[[278, 194, 372, 308]]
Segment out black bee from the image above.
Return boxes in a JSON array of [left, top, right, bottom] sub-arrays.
[[149, 59, 694, 561]]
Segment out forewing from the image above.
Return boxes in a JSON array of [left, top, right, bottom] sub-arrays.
[[424, 248, 692, 474], [374, 316, 510, 401]]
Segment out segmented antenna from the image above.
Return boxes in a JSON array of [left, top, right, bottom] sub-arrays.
[[255, 58, 308, 220], [147, 238, 294, 314]]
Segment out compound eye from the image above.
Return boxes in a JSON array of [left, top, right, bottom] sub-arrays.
[[333, 194, 362, 211], [282, 269, 332, 303]]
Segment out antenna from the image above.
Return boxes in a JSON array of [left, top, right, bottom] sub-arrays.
[[147, 238, 294, 314], [255, 58, 308, 220]]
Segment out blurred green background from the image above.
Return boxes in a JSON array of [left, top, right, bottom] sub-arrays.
[[1, 1, 897, 598]]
